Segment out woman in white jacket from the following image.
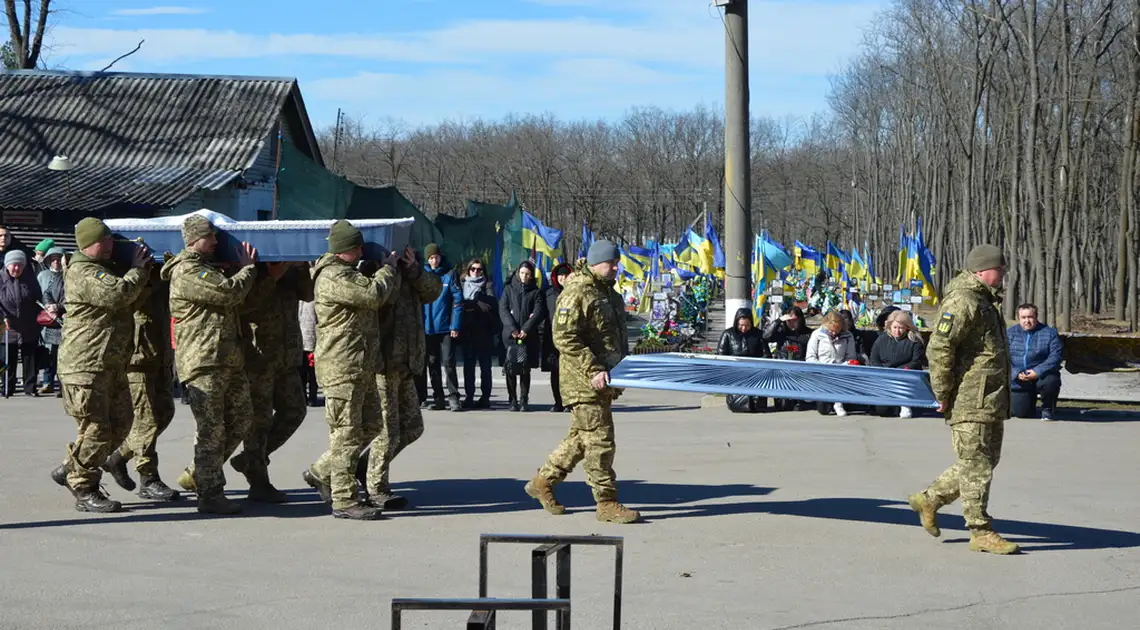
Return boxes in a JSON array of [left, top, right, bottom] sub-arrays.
[[806, 310, 860, 416]]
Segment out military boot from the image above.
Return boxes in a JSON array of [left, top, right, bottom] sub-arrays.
[[229, 452, 249, 475], [302, 468, 332, 504], [176, 467, 196, 493], [74, 488, 123, 513], [596, 501, 641, 524], [50, 462, 70, 487], [968, 529, 1020, 555], [907, 492, 941, 537], [524, 475, 566, 515], [197, 494, 242, 515], [102, 451, 136, 492], [138, 476, 181, 501], [246, 470, 289, 504], [333, 502, 385, 521], [366, 490, 409, 510]]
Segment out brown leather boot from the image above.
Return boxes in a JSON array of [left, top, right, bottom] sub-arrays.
[[596, 501, 641, 524], [907, 492, 940, 537], [524, 475, 566, 515], [969, 529, 1019, 555]]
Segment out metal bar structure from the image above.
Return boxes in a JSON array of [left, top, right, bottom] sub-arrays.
[[479, 533, 624, 629], [390, 598, 570, 630]]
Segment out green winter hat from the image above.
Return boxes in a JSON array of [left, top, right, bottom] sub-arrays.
[[75, 217, 111, 250], [35, 238, 55, 253], [965, 244, 1006, 273], [424, 243, 440, 259], [328, 220, 363, 254]]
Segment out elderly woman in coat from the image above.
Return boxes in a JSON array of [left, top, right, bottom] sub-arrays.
[[1, 249, 43, 397], [36, 247, 66, 395]]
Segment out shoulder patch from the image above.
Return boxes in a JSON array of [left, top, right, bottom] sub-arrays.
[[95, 269, 116, 286], [556, 306, 570, 326], [197, 270, 223, 285], [936, 312, 954, 336], [352, 275, 371, 288]]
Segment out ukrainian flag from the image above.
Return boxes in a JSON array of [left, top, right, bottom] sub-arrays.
[[759, 233, 793, 271], [848, 247, 869, 284], [577, 222, 595, 260], [619, 246, 647, 280], [626, 244, 656, 280], [794, 241, 822, 276], [825, 241, 848, 277], [521, 212, 564, 274]]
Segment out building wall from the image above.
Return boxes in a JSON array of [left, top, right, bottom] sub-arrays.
[[162, 117, 283, 221]]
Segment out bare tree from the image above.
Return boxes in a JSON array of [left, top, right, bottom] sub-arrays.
[[3, 0, 51, 69]]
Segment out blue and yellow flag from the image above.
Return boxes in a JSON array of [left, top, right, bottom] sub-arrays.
[[794, 241, 822, 276], [521, 212, 564, 274]]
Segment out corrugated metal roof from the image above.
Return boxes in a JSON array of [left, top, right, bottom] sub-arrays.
[[0, 71, 299, 212]]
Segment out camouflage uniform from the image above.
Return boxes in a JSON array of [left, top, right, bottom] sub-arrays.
[[308, 254, 401, 510], [536, 263, 628, 502], [118, 269, 176, 478], [361, 262, 441, 498], [234, 266, 314, 482], [58, 251, 148, 492], [917, 270, 1010, 530], [161, 250, 257, 500]]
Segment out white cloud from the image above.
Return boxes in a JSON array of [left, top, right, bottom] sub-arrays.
[[111, 6, 210, 16], [53, 2, 885, 75]]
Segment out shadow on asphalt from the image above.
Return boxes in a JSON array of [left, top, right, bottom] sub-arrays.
[[1053, 407, 1140, 423], [5, 483, 1138, 552], [639, 496, 1140, 551]]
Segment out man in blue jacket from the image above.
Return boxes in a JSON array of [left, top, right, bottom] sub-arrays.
[[418, 243, 462, 411], [1007, 303, 1064, 420]]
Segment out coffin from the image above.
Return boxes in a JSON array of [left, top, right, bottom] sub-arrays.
[[609, 353, 940, 409], [104, 210, 414, 262]]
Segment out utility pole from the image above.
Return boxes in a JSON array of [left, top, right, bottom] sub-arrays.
[[719, 0, 752, 317]]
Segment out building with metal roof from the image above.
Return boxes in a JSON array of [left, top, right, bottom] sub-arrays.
[[0, 70, 323, 249]]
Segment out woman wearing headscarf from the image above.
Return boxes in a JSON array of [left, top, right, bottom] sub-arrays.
[[36, 247, 66, 395], [1, 249, 43, 397], [499, 260, 546, 411], [459, 258, 497, 409], [717, 308, 771, 412], [762, 305, 812, 411], [869, 309, 926, 418], [541, 262, 573, 412]]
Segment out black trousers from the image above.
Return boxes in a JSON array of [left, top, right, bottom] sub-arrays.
[[417, 333, 459, 403], [4, 342, 37, 396], [1011, 372, 1062, 418], [549, 357, 562, 407], [461, 335, 493, 401], [299, 351, 318, 404]]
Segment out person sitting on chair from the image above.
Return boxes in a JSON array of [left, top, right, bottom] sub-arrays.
[[1007, 303, 1063, 421]]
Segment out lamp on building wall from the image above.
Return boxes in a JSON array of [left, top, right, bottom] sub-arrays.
[[48, 155, 73, 196]]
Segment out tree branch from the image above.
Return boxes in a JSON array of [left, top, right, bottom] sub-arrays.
[[27, 0, 48, 66], [100, 39, 144, 72]]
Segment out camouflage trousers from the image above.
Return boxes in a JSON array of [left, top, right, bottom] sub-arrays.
[[363, 370, 425, 495], [311, 376, 382, 509], [61, 370, 135, 492], [538, 402, 618, 502], [118, 367, 176, 477], [183, 370, 254, 499], [922, 420, 1005, 529], [238, 365, 308, 477]]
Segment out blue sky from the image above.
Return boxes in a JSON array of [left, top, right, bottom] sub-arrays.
[[44, 0, 889, 129]]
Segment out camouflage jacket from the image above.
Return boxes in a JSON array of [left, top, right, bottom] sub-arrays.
[[377, 262, 442, 375], [241, 265, 313, 371], [928, 270, 1011, 424], [312, 253, 401, 388], [553, 263, 628, 406], [161, 249, 257, 381], [128, 268, 173, 371], [57, 251, 148, 377]]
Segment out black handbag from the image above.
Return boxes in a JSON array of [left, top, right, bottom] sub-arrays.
[[504, 340, 528, 376]]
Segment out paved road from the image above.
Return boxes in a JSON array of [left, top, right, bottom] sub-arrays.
[[1, 384, 1138, 629]]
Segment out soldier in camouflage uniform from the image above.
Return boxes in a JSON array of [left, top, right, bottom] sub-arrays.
[[908, 244, 1019, 555], [228, 262, 313, 503], [524, 241, 641, 524], [52, 218, 151, 512], [101, 264, 181, 501], [355, 246, 442, 509], [162, 215, 258, 515], [303, 221, 403, 520]]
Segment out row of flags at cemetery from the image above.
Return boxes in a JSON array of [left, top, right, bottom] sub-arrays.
[[507, 207, 937, 318]]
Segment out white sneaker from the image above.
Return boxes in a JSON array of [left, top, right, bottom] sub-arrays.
[[900, 406, 913, 419], [833, 403, 847, 417]]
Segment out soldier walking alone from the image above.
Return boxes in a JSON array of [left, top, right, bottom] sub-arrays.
[[524, 241, 641, 524], [908, 244, 1019, 554]]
